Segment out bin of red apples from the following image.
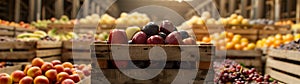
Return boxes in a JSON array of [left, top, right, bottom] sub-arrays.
[[0, 58, 91, 84], [107, 20, 197, 45]]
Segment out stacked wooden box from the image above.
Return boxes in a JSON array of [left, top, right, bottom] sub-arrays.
[[0, 25, 14, 37], [0, 41, 36, 64], [91, 44, 215, 83], [266, 49, 300, 83]]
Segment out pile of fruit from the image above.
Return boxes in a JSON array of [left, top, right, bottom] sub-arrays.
[[249, 19, 274, 25], [219, 14, 249, 25], [0, 20, 35, 29], [31, 15, 75, 28], [274, 20, 294, 26], [200, 32, 256, 50], [278, 39, 300, 51], [98, 14, 116, 26], [79, 14, 102, 24], [214, 60, 279, 84], [108, 20, 196, 45], [0, 58, 91, 84], [17, 29, 77, 41], [256, 34, 299, 48], [116, 12, 150, 27]]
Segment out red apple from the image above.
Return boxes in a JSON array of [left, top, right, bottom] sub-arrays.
[[61, 79, 75, 84], [147, 35, 164, 44], [57, 72, 70, 83], [183, 37, 196, 45], [54, 65, 64, 73], [10, 70, 26, 82], [132, 31, 148, 44], [27, 67, 42, 78], [165, 31, 183, 45], [0, 73, 12, 84], [34, 76, 49, 84], [72, 70, 85, 79], [31, 58, 44, 67], [41, 62, 54, 73], [108, 29, 128, 44], [19, 76, 33, 84], [45, 69, 57, 81], [64, 68, 73, 75], [69, 74, 80, 83], [51, 60, 61, 66], [77, 64, 85, 70]]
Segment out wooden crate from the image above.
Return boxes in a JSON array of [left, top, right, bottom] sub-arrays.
[[222, 50, 263, 72], [92, 44, 215, 83], [0, 25, 14, 37], [0, 41, 36, 62], [258, 25, 291, 39], [47, 24, 74, 33], [35, 41, 62, 61], [62, 41, 91, 64], [266, 49, 300, 83], [14, 27, 35, 36]]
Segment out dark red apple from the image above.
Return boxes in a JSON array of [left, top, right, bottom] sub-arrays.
[[160, 20, 176, 35], [132, 31, 147, 44], [108, 29, 128, 44], [183, 37, 196, 45], [165, 31, 183, 45], [147, 35, 164, 44]]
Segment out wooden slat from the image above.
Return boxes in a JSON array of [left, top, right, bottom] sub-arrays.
[[36, 41, 62, 48], [62, 51, 91, 60], [0, 51, 35, 60], [0, 41, 36, 49], [266, 68, 300, 84], [268, 49, 300, 61], [0, 30, 14, 36], [63, 41, 91, 50], [0, 65, 23, 74], [94, 44, 213, 61], [41, 56, 61, 62], [0, 25, 14, 30], [36, 49, 61, 57], [226, 50, 262, 57], [266, 57, 300, 76], [226, 29, 258, 34], [15, 27, 35, 32]]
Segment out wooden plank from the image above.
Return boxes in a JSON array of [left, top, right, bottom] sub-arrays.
[[226, 29, 258, 34], [0, 65, 23, 74], [0, 30, 14, 36], [41, 56, 61, 62], [94, 44, 213, 61], [36, 49, 61, 57], [63, 41, 91, 50], [37, 41, 62, 48], [266, 57, 300, 76], [0, 41, 36, 49], [15, 27, 35, 32], [0, 25, 14, 30], [268, 49, 300, 61], [226, 50, 262, 57], [266, 68, 300, 84], [62, 51, 91, 60], [0, 51, 35, 60]]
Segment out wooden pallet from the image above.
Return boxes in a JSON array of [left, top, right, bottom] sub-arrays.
[[0, 25, 14, 37], [35, 41, 62, 61], [62, 41, 91, 63], [92, 43, 214, 83], [222, 50, 263, 72], [0, 41, 36, 62], [266, 49, 300, 83]]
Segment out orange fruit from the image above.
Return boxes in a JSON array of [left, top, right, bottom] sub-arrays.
[[241, 42, 249, 47], [232, 38, 240, 44], [226, 42, 234, 50], [202, 37, 211, 43], [247, 43, 256, 50], [275, 34, 282, 40], [285, 34, 293, 41], [234, 44, 243, 50], [226, 32, 234, 39], [240, 38, 249, 43], [233, 35, 242, 39], [243, 47, 250, 51]]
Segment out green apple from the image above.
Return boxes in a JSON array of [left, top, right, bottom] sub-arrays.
[[125, 26, 141, 40]]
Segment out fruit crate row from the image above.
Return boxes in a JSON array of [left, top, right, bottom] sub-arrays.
[[0, 25, 35, 37], [91, 43, 215, 83], [266, 48, 300, 83], [192, 24, 291, 42], [0, 41, 62, 63], [216, 50, 263, 72]]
